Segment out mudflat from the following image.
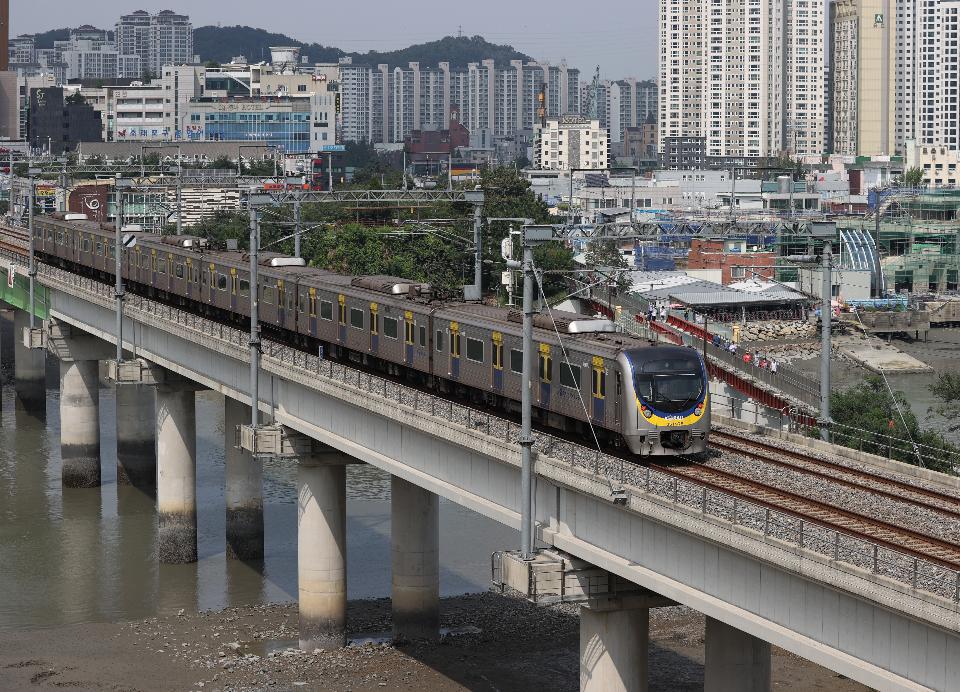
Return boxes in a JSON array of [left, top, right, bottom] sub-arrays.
[[0, 592, 865, 691]]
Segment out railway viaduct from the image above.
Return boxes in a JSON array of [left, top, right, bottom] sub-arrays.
[[1, 225, 958, 691]]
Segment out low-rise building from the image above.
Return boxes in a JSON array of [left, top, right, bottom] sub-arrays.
[[534, 116, 608, 170], [686, 238, 777, 285]]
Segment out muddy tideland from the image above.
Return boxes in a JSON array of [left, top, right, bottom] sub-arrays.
[[0, 593, 865, 691]]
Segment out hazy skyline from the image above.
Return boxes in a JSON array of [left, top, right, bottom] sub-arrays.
[[10, 1, 656, 79]]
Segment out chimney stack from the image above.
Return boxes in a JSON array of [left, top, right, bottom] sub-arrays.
[[0, 0, 8, 71]]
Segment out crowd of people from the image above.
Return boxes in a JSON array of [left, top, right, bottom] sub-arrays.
[[710, 333, 779, 373]]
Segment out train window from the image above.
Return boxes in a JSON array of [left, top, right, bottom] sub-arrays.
[[56, 231, 63, 244], [466, 338, 484, 363], [140, 254, 148, 268], [175, 264, 184, 279], [298, 294, 307, 312], [350, 308, 364, 329], [96, 242, 103, 255], [157, 260, 166, 274], [383, 316, 399, 339], [217, 274, 227, 290], [239, 279, 250, 296], [47, 230, 53, 242], [419, 325, 426, 348], [560, 363, 581, 390], [82, 237, 91, 252], [108, 244, 115, 259], [262, 286, 275, 304], [435, 330, 444, 352], [510, 349, 523, 373], [539, 353, 552, 383], [320, 300, 332, 320], [450, 333, 461, 358]]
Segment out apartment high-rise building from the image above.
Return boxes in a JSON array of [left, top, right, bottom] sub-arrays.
[[116, 9, 193, 76], [830, 0, 896, 156], [337, 59, 581, 145], [535, 116, 608, 170], [56, 26, 142, 81], [659, 0, 825, 160]]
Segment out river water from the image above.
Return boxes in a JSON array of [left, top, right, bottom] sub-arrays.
[[0, 372, 518, 632]]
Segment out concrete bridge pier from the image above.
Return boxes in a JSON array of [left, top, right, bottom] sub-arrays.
[[391, 476, 439, 642], [156, 380, 199, 564], [13, 308, 46, 413], [224, 397, 263, 561], [579, 603, 649, 692], [298, 446, 349, 651], [59, 358, 101, 487], [704, 617, 771, 692], [115, 384, 157, 494]]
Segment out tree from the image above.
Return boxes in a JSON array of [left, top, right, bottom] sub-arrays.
[[829, 376, 957, 472], [902, 166, 926, 188], [65, 91, 86, 105], [208, 155, 235, 171], [930, 372, 960, 431]]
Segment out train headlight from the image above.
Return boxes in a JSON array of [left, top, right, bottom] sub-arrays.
[[641, 406, 653, 419], [695, 405, 703, 417]]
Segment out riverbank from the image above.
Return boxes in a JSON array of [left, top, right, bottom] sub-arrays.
[[0, 592, 864, 691]]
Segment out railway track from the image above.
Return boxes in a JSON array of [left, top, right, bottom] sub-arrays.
[[710, 430, 960, 521], [650, 460, 960, 570]]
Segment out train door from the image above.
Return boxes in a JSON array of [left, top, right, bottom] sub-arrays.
[[591, 357, 606, 423], [308, 288, 318, 336], [369, 302, 379, 354], [208, 263, 216, 303], [538, 344, 552, 407], [151, 249, 158, 287], [404, 311, 415, 366], [277, 280, 286, 326], [337, 294, 346, 343], [491, 332, 503, 392], [184, 258, 193, 299], [230, 268, 238, 310], [449, 321, 461, 379]]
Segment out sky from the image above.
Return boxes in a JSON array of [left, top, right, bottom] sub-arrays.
[[10, 1, 657, 79]]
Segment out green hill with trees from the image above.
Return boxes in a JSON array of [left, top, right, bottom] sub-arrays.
[[194, 26, 531, 68]]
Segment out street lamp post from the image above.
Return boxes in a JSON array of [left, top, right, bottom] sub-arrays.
[[27, 171, 37, 329]]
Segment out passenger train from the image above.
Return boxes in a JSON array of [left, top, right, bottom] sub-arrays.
[[33, 213, 710, 456]]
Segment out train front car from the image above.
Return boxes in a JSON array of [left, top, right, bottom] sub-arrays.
[[617, 344, 710, 456]]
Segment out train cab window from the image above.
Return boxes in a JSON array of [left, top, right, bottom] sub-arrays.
[[539, 351, 553, 383], [435, 330, 444, 352], [466, 338, 484, 363], [560, 363, 581, 390], [418, 325, 427, 348], [510, 349, 523, 374], [350, 308, 364, 329], [239, 279, 250, 297], [383, 316, 399, 339], [175, 264, 185, 279], [319, 300, 333, 320]]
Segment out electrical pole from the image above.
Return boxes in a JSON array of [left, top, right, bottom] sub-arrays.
[[248, 199, 261, 430], [293, 195, 302, 258], [820, 240, 832, 442], [472, 204, 483, 301], [520, 238, 535, 560], [176, 174, 183, 236], [27, 175, 35, 328], [115, 188, 125, 363]]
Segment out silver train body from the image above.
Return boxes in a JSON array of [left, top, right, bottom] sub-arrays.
[[33, 214, 710, 456]]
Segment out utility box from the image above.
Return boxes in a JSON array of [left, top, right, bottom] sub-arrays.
[[105, 358, 164, 385], [237, 424, 315, 457], [22, 326, 46, 350], [492, 549, 649, 606]]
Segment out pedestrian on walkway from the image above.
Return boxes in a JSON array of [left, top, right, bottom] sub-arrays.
[[770, 359, 778, 374]]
